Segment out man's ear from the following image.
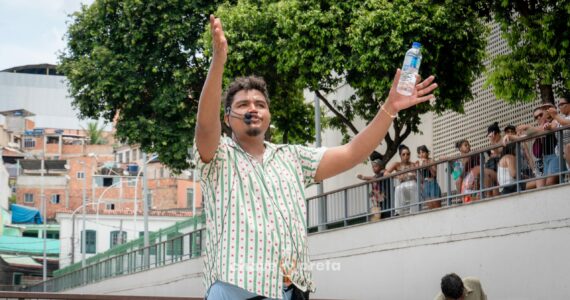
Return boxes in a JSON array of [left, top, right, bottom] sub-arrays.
[[224, 114, 230, 127]]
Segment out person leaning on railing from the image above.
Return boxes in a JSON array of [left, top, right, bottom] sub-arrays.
[[357, 158, 387, 218], [547, 96, 570, 171], [384, 144, 418, 215], [452, 139, 482, 201], [517, 104, 567, 188], [417, 145, 441, 208], [497, 133, 518, 194]]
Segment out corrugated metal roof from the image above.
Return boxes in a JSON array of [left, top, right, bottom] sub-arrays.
[[0, 254, 42, 267], [0, 236, 59, 255]]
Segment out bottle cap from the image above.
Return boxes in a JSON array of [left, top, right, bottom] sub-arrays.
[[412, 42, 421, 48]]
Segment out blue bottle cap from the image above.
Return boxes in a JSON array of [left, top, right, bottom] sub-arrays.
[[412, 42, 421, 48]]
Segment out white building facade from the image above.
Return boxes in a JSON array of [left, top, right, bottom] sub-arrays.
[[56, 211, 191, 268]]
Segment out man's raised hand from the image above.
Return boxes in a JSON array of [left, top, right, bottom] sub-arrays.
[[210, 15, 227, 64], [384, 69, 438, 115]]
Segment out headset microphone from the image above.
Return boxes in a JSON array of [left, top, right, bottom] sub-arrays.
[[226, 107, 254, 125], [243, 112, 252, 125]]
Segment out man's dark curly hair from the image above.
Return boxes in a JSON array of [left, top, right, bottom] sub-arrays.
[[223, 76, 270, 113], [441, 273, 464, 299]]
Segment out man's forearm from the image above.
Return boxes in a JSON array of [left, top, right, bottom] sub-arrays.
[[195, 59, 225, 162], [197, 60, 224, 132], [344, 107, 395, 167]]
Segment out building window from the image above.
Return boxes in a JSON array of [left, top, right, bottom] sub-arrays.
[[117, 153, 123, 163], [125, 151, 130, 163], [103, 177, 114, 187], [51, 194, 60, 204], [106, 203, 115, 210], [186, 188, 194, 211], [13, 273, 23, 285], [23, 231, 38, 238], [46, 231, 59, 239], [81, 230, 97, 254], [47, 136, 59, 144], [24, 193, 33, 203], [132, 149, 138, 161], [24, 138, 35, 148], [110, 231, 127, 248], [77, 171, 85, 179]]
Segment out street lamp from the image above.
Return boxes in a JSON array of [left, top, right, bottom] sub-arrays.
[[133, 152, 158, 267], [70, 178, 124, 265], [79, 160, 87, 268], [133, 153, 158, 244], [40, 156, 46, 291]]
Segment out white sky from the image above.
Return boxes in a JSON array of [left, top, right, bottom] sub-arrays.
[[0, 0, 94, 71]]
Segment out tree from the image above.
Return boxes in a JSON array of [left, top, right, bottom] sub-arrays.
[[215, 0, 488, 165], [483, 1, 570, 104], [83, 121, 106, 145], [206, 2, 316, 144], [59, 0, 232, 171]]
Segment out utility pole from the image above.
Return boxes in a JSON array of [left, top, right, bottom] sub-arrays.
[[41, 157, 47, 291], [81, 161, 87, 267], [314, 93, 326, 231], [193, 169, 197, 217], [142, 152, 149, 266]]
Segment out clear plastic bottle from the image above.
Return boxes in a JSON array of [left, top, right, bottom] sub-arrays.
[[397, 42, 422, 96]]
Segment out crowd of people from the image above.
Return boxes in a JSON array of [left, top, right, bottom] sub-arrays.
[[357, 98, 570, 217]]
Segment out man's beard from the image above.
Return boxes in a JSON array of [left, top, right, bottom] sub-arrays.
[[246, 128, 262, 137]]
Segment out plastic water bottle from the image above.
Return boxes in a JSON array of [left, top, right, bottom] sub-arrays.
[[397, 42, 422, 96]]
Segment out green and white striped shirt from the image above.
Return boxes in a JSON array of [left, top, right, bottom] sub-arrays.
[[196, 136, 326, 299]]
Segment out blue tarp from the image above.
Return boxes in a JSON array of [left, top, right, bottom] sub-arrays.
[[10, 204, 43, 224]]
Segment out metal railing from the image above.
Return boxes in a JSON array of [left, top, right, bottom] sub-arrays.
[[0, 291, 201, 300], [306, 126, 570, 231], [27, 229, 205, 293]]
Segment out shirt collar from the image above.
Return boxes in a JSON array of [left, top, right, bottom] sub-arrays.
[[226, 136, 286, 163]]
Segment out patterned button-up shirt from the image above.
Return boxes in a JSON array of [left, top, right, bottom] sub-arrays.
[[196, 136, 326, 299]]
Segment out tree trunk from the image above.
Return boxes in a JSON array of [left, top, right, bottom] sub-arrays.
[[539, 84, 554, 104]]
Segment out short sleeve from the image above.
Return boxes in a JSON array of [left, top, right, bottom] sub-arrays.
[[292, 145, 327, 187], [193, 137, 229, 184]]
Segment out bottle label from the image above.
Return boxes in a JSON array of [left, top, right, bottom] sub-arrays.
[[403, 57, 419, 72], [410, 57, 419, 69]]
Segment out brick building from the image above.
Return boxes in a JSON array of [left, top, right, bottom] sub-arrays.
[[5, 117, 201, 220]]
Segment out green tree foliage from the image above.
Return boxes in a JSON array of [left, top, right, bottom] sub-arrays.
[[215, 0, 488, 164], [59, 0, 231, 171], [83, 121, 106, 145], [206, 2, 316, 144], [483, 1, 570, 104]]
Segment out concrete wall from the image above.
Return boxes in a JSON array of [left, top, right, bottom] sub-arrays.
[[64, 256, 205, 297], [64, 184, 570, 299], [17, 175, 66, 187]]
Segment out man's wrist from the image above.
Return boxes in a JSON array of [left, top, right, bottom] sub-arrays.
[[383, 101, 398, 116], [380, 101, 398, 119]]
